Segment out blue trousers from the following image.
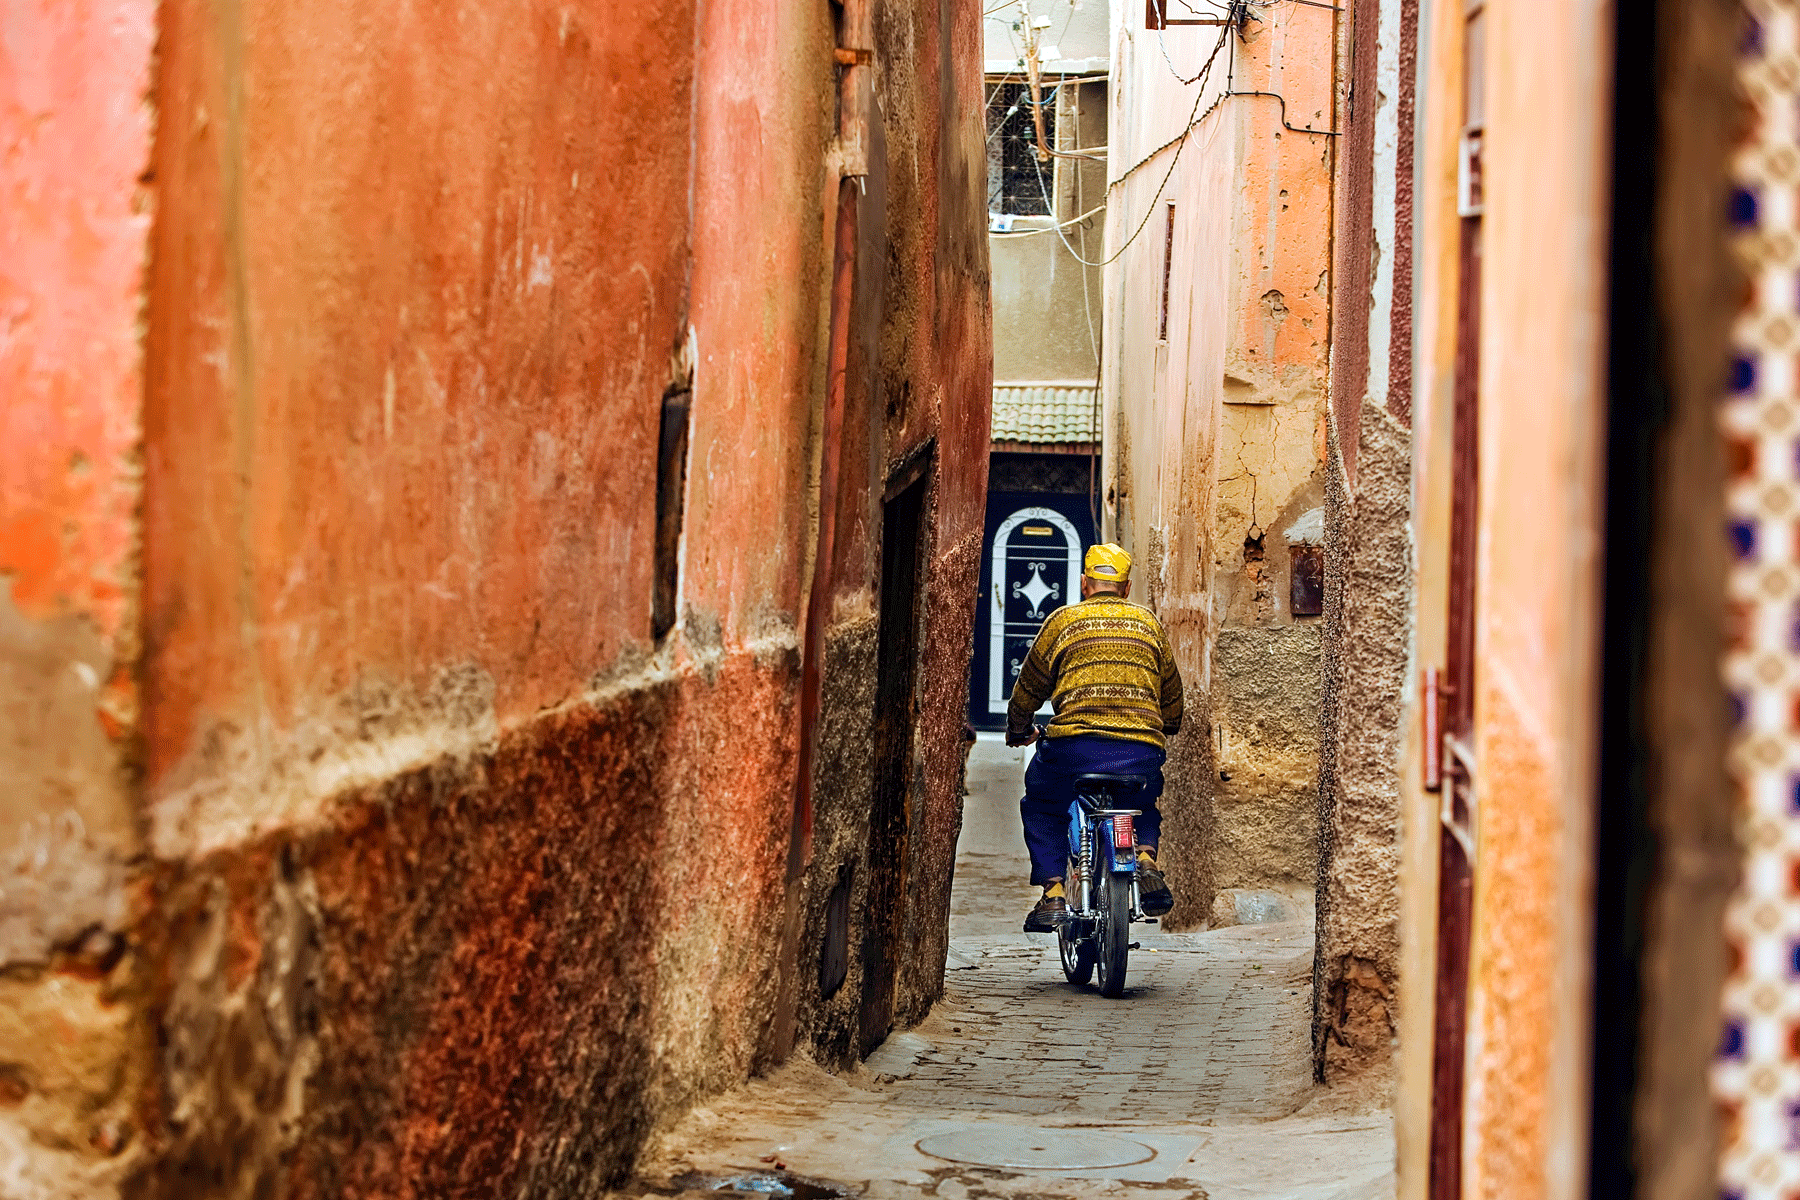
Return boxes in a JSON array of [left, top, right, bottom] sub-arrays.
[[1020, 734, 1166, 885]]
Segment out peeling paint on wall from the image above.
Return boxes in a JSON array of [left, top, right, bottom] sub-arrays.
[[3, 0, 991, 1191], [1103, 2, 1334, 911]]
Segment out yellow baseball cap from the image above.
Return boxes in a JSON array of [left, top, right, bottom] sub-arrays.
[[1083, 542, 1132, 581]]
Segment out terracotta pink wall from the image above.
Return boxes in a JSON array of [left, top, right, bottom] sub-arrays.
[[0, 0, 153, 638], [1, 0, 990, 1191], [688, 5, 831, 643], [1224, 15, 1335, 401], [141, 0, 702, 815]]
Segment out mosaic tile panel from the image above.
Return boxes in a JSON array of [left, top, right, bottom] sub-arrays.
[[1718, 5, 1800, 1197]]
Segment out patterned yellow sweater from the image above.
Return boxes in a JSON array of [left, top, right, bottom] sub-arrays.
[[1006, 594, 1185, 748]]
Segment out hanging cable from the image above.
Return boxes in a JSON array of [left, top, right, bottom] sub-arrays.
[[996, 0, 1334, 265], [1214, 2, 1340, 137], [1026, 22, 1230, 268], [1149, 0, 1235, 85], [987, 199, 1109, 236]]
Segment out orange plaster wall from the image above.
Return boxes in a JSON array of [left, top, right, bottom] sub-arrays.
[[1226, 8, 1336, 388], [1403, 1, 1611, 1196], [1465, 2, 1610, 1194], [141, 0, 702, 799], [687, 2, 832, 639], [1103, 5, 1335, 573]]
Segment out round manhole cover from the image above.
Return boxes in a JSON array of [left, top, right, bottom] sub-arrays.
[[915, 1128, 1155, 1170]]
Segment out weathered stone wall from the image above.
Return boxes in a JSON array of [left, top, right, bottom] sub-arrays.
[[1157, 673, 1220, 931], [1134, 523, 1219, 932], [1213, 624, 1323, 896], [801, 615, 884, 1066], [1311, 0, 1410, 1096], [788, 0, 989, 1066], [136, 650, 801, 1195], [1, 0, 990, 1193], [1313, 399, 1410, 1086], [894, 525, 985, 1025]]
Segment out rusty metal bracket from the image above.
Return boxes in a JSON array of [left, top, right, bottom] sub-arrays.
[[1422, 667, 1443, 791], [1147, 0, 1238, 28], [834, 1, 872, 178]]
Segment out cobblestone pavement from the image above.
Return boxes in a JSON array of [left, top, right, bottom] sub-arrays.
[[639, 738, 1394, 1200]]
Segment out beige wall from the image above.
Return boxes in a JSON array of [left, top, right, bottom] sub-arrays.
[[990, 79, 1108, 383], [1101, 4, 1335, 921]]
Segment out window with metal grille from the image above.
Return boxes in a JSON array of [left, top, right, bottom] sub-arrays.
[[986, 81, 1056, 217]]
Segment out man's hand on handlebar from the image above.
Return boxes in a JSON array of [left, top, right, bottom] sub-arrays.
[[1005, 724, 1046, 748]]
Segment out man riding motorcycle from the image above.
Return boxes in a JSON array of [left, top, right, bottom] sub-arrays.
[[1006, 542, 1183, 932]]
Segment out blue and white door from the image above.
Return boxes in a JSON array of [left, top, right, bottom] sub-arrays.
[[969, 494, 1091, 728]]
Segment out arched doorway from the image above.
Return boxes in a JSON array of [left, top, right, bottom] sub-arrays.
[[969, 495, 1091, 729]]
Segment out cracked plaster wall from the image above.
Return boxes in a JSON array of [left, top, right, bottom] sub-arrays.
[[4, 0, 991, 1194], [1101, 8, 1332, 919], [1204, 4, 1334, 902]]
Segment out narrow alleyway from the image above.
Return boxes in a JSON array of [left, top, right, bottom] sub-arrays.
[[638, 740, 1394, 1200]]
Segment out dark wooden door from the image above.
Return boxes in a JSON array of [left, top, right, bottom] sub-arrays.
[[860, 473, 927, 1054], [1430, 9, 1485, 1191], [1429, 219, 1479, 1196]]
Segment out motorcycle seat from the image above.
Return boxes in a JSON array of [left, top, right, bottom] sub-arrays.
[[1074, 773, 1146, 793]]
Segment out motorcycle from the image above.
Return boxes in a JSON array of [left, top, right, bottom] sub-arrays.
[[1053, 762, 1148, 998]]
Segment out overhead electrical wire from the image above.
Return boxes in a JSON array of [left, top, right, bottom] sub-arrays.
[[977, 0, 1334, 526], [986, 199, 1109, 237], [993, 0, 1335, 266], [1025, 21, 1232, 269], [1149, 0, 1235, 86], [996, 0, 1336, 266]]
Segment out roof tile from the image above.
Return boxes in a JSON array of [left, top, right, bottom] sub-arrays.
[[991, 383, 1100, 444]]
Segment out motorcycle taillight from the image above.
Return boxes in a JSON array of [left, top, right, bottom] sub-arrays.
[[1113, 814, 1134, 849]]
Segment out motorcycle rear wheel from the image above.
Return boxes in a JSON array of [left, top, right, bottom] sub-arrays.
[[1095, 867, 1132, 997]]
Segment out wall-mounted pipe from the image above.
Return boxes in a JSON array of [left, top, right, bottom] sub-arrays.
[[788, 175, 859, 880], [788, 0, 873, 880]]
